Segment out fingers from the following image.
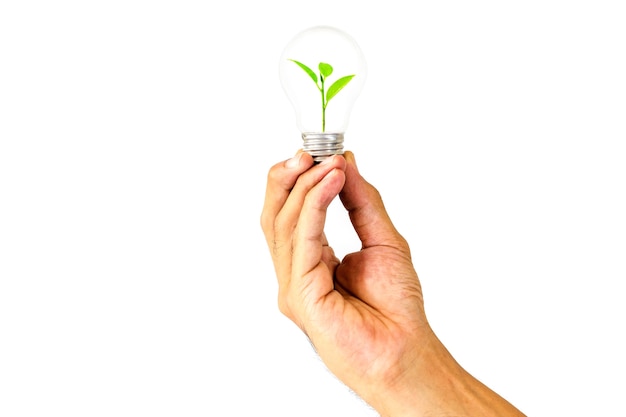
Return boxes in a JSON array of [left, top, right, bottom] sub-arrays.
[[260, 150, 313, 248], [291, 166, 346, 303], [277, 155, 345, 245], [261, 152, 347, 313], [340, 151, 408, 251]]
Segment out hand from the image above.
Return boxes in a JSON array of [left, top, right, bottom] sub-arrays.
[[260, 151, 526, 417]]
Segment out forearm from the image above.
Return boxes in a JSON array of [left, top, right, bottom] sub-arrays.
[[364, 333, 526, 417]]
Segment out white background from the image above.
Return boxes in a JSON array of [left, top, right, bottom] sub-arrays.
[[1, 1, 625, 416]]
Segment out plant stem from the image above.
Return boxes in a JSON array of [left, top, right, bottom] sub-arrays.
[[320, 75, 326, 132]]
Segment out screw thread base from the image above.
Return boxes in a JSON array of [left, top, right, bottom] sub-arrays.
[[302, 132, 344, 163]]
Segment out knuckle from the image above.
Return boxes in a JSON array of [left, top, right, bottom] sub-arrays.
[[260, 210, 270, 233], [277, 289, 294, 318], [277, 296, 290, 316], [267, 161, 287, 186], [272, 238, 286, 257]]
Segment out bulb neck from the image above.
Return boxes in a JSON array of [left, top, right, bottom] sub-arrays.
[[302, 132, 344, 163]]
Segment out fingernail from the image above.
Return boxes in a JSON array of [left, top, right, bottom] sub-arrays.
[[285, 152, 302, 169], [348, 152, 359, 172]]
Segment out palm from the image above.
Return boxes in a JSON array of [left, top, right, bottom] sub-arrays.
[[309, 240, 426, 389]]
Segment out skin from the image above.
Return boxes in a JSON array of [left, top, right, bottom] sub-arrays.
[[260, 150, 526, 417]]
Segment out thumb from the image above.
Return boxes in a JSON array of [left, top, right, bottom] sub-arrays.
[[339, 151, 407, 249]]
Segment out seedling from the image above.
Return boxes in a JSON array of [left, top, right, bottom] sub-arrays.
[[289, 60, 355, 132]]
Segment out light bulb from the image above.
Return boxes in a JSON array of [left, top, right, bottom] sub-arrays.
[[279, 26, 367, 162]]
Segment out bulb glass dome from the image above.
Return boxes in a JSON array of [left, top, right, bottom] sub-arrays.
[[279, 26, 367, 151]]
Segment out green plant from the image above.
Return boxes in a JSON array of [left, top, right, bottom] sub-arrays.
[[289, 59, 355, 132]]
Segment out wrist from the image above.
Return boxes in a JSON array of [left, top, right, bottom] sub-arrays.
[[364, 331, 525, 417], [371, 332, 462, 417]]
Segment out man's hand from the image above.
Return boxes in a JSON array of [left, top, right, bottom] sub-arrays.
[[260, 150, 526, 417]]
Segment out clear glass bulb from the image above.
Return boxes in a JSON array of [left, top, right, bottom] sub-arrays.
[[279, 26, 367, 162]]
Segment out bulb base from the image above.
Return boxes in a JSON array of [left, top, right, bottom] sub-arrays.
[[302, 132, 344, 163]]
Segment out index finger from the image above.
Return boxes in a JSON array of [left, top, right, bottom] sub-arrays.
[[260, 150, 314, 242]]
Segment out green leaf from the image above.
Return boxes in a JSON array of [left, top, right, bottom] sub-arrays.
[[318, 62, 333, 78], [326, 75, 355, 102], [289, 59, 318, 84]]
